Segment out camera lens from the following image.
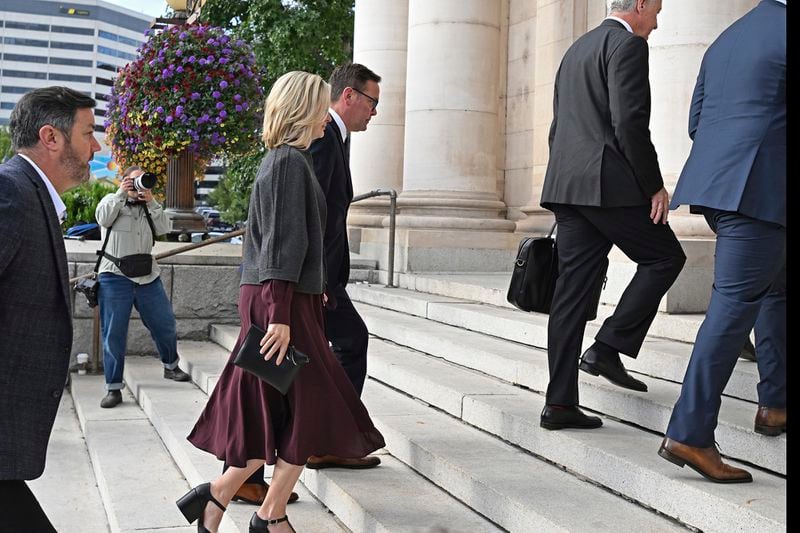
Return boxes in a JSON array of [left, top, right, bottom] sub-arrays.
[[133, 172, 158, 191]]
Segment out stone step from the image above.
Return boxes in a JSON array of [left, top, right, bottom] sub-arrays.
[[366, 338, 786, 533], [370, 271, 706, 345], [181, 338, 678, 533], [29, 390, 110, 533], [122, 356, 348, 533], [174, 340, 502, 532], [347, 284, 758, 403], [70, 374, 213, 533], [340, 304, 785, 475], [363, 380, 687, 533]]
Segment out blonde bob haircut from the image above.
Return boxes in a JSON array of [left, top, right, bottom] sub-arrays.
[[262, 71, 330, 150]]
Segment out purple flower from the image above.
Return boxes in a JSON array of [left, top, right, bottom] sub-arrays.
[[176, 66, 184, 73], [219, 58, 228, 65], [176, 49, 183, 57], [206, 55, 215, 63], [179, 32, 187, 40], [219, 80, 228, 89], [234, 79, 241, 86], [220, 35, 230, 45], [212, 91, 221, 99], [191, 92, 200, 100], [179, 97, 186, 103], [165, 116, 174, 124], [198, 59, 206, 66], [222, 48, 233, 55], [180, 114, 188, 122], [175, 105, 184, 115], [187, 55, 196, 63], [219, 110, 228, 119], [207, 38, 217, 46], [215, 102, 225, 110], [148, 59, 157, 67], [215, 117, 222, 124], [242, 102, 249, 110], [156, 106, 164, 114], [235, 104, 242, 112], [205, 75, 213, 82], [233, 94, 241, 101]]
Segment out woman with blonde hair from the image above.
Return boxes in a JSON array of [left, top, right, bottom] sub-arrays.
[[176, 71, 385, 533]]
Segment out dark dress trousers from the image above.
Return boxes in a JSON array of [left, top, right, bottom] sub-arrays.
[[540, 20, 685, 406], [0, 155, 73, 529], [666, 0, 786, 447], [310, 120, 370, 396]]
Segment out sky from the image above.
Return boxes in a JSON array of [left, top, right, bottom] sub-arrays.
[[102, 0, 170, 18]]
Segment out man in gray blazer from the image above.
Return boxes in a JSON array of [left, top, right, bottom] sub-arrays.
[[661, 0, 785, 483], [0, 86, 100, 529], [538, 0, 686, 430]]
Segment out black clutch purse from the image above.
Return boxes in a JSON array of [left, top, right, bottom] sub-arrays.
[[233, 324, 310, 395]]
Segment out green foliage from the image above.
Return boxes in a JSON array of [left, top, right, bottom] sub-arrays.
[[201, 0, 354, 102], [0, 125, 14, 162], [207, 147, 266, 224], [61, 180, 116, 231], [201, 0, 354, 221]]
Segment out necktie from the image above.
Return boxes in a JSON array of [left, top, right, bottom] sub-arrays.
[[344, 134, 351, 162]]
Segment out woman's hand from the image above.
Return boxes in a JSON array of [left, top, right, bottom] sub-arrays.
[[259, 323, 290, 365]]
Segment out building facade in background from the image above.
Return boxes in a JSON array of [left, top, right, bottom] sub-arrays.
[[343, 0, 763, 314], [0, 0, 152, 156]]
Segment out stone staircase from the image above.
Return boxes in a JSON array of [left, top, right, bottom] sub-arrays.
[[48, 273, 785, 532]]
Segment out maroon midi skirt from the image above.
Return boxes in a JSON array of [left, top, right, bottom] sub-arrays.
[[187, 282, 385, 466]]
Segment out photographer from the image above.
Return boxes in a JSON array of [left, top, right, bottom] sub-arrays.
[[95, 165, 190, 408]]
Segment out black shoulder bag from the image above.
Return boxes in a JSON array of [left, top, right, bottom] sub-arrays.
[[99, 202, 158, 278], [507, 222, 607, 321]]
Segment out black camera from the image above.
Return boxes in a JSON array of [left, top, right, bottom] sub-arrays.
[[74, 276, 99, 308], [133, 172, 158, 191]]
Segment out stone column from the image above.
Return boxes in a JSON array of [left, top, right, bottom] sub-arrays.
[[398, 0, 515, 232], [515, 0, 588, 233], [348, 0, 409, 228], [165, 149, 205, 236], [648, 0, 759, 238]]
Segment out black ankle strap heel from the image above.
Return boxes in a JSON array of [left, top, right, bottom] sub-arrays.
[[250, 513, 294, 532], [176, 482, 226, 532]]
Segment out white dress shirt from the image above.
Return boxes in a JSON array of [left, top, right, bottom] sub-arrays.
[[605, 15, 634, 33], [328, 107, 348, 142], [18, 153, 67, 224]]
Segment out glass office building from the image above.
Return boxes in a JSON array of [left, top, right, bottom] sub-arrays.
[[0, 0, 154, 152]]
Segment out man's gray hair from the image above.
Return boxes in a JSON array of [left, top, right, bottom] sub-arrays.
[[608, 0, 639, 13], [9, 86, 96, 151]]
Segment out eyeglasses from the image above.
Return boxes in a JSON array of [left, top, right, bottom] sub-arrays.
[[352, 87, 379, 110]]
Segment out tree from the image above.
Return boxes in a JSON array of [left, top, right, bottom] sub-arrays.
[[0, 126, 14, 162], [201, 0, 354, 222]]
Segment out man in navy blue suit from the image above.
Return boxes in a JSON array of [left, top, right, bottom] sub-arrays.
[[659, 0, 786, 483]]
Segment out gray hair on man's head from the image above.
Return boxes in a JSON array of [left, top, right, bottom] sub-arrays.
[[608, 0, 639, 13]]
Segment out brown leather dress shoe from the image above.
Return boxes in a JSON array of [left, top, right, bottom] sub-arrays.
[[306, 454, 381, 470], [232, 482, 299, 505], [658, 437, 752, 483], [754, 406, 786, 436]]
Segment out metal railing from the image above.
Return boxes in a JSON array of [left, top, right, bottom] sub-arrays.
[[351, 188, 397, 288], [68, 228, 245, 374]]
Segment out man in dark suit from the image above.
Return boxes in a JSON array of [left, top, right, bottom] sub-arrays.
[[538, 0, 686, 430], [0, 86, 100, 530], [305, 63, 382, 469], [230, 64, 383, 503], [660, 0, 785, 484]]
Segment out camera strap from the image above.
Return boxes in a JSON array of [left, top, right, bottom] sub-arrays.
[[94, 202, 158, 273]]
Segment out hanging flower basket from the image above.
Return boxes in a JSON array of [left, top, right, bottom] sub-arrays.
[[105, 23, 264, 179]]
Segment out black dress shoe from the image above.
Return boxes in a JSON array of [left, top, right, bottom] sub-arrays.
[[579, 345, 648, 392], [540, 405, 602, 430]]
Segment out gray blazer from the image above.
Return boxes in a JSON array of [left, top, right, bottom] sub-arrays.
[[541, 19, 663, 208], [240, 144, 327, 294], [0, 155, 73, 480]]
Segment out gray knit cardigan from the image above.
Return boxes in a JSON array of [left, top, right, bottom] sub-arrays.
[[240, 144, 327, 294]]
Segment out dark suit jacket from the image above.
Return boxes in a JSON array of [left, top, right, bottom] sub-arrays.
[[541, 19, 663, 208], [0, 155, 73, 480], [671, 0, 786, 227], [309, 119, 353, 288]]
